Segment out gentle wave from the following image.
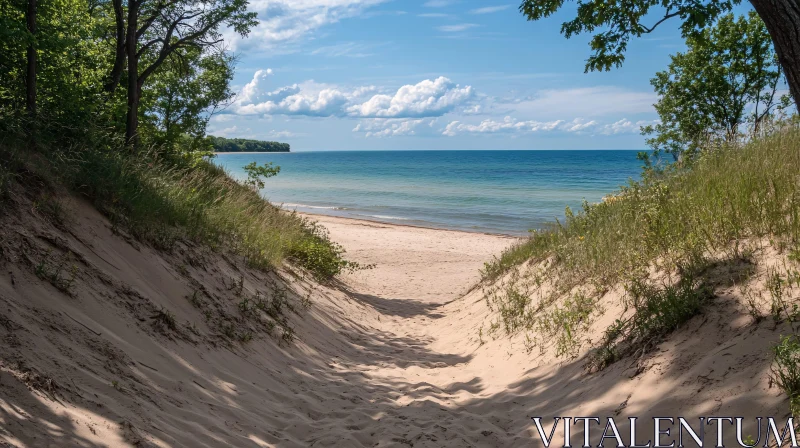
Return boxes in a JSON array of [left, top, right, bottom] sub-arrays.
[[279, 203, 347, 211], [360, 214, 411, 221]]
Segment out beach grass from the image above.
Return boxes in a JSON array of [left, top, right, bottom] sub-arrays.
[[483, 127, 800, 288], [2, 139, 359, 280]]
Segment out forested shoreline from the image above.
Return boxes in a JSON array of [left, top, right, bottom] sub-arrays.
[[210, 136, 290, 153]]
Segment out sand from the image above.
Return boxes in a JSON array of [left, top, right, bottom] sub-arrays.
[[0, 201, 796, 447]]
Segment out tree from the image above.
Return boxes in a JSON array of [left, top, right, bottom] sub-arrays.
[[124, 0, 256, 147], [24, 0, 34, 118], [242, 161, 280, 190], [140, 46, 235, 151], [641, 12, 790, 162], [519, 0, 800, 110]]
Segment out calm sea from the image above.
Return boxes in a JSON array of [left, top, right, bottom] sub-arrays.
[[215, 150, 643, 236]]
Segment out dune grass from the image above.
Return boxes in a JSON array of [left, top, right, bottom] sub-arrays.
[[483, 127, 800, 288], [482, 126, 800, 379], [2, 139, 359, 280]]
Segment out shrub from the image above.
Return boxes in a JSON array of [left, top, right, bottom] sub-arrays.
[[772, 335, 800, 417]]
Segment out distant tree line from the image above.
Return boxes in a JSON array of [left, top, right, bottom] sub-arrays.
[[209, 136, 290, 153]]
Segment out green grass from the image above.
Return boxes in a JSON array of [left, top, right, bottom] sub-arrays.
[[482, 126, 800, 370], [772, 334, 800, 417], [484, 127, 800, 288], [588, 273, 712, 371], [52, 143, 361, 280]]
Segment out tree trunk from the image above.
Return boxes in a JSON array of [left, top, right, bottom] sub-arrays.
[[750, 0, 800, 110], [125, 0, 139, 148], [25, 0, 36, 117], [104, 0, 126, 93]]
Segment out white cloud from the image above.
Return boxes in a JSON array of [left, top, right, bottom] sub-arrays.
[[601, 118, 658, 134], [233, 69, 375, 117], [231, 0, 388, 50], [310, 42, 377, 58], [469, 5, 511, 14], [234, 71, 475, 119], [441, 116, 660, 136], [347, 77, 474, 118], [423, 0, 456, 6], [438, 23, 479, 32], [508, 87, 656, 119], [443, 117, 563, 136], [418, 12, 449, 17], [353, 118, 437, 137], [212, 125, 240, 137]]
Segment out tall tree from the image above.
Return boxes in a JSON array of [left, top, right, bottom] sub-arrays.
[[519, 0, 800, 110], [24, 0, 35, 117], [641, 12, 789, 161], [124, 0, 256, 147]]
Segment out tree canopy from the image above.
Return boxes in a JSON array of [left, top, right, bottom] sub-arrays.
[[209, 136, 291, 153], [641, 12, 790, 161], [519, 0, 800, 109]]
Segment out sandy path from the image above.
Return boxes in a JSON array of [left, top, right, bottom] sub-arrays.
[[1, 204, 792, 447]]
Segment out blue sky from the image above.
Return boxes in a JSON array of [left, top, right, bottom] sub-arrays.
[[208, 0, 707, 151]]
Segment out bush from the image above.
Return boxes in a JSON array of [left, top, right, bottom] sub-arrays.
[[772, 334, 800, 417]]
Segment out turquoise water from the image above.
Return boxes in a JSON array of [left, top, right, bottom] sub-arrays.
[[215, 150, 642, 236]]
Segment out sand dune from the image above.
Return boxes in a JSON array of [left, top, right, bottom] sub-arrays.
[[0, 199, 796, 447]]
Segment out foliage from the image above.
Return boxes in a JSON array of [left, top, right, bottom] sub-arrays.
[[140, 47, 236, 153], [42, 140, 355, 280], [519, 0, 740, 73], [772, 334, 800, 417], [588, 273, 712, 371], [640, 12, 791, 164], [242, 161, 280, 190], [209, 136, 291, 153]]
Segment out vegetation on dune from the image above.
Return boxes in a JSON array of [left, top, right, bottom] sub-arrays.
[[0, 0, 356, 281], [488, 8, 800, 415], [484, 127, 800, 286], [210, 136, 291, 153]]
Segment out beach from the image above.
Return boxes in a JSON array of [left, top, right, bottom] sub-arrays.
[[0, 199, 791, 446], [303, 213, 518, 302]]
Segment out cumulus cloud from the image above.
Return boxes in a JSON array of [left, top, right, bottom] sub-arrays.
[[230, 0, 388, 50], [233, 71, 475, 119], [353, 118, 437, 138], [347, 77, 474, 118]]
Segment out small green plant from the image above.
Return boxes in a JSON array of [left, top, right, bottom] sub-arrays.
[[35, 254, 78, 295], [535, 293, 596, 358], [111, 380, 122, 391], [151, 307, 177, 332], [242, 161, 280, 190], [771, 335, 800, 417], [588, 275, 712, 371]]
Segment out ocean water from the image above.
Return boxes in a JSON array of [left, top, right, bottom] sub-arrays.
[[215, 150, 643, 236]]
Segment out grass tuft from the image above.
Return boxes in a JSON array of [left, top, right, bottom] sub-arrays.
[[772, 334, 800, 417], [588, 274, 713, 371]]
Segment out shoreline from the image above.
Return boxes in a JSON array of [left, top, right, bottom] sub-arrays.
[[297, 211, 525, 240]]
